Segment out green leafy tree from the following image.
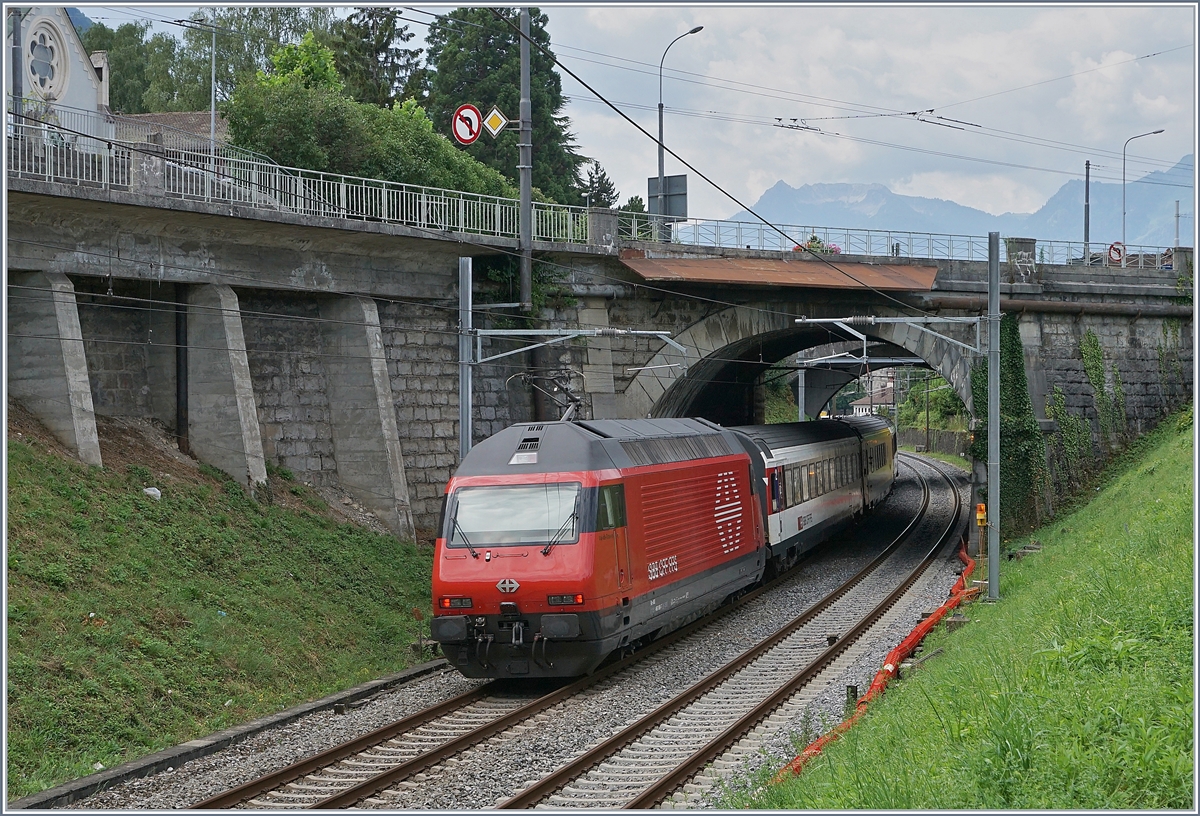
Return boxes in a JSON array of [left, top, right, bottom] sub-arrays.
[[225, 62, 518, 196], [321, 8, 422, 107], [897, 374, 966, 429], [424, 7, 587, 205], [263, 32, 343, 91], [158, 8, 336, 111], [620, 195, 646, 212], [80, 21, 152, 113], [583, 161, 619, 208]]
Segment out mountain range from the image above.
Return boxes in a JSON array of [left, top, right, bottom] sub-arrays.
[[731, 155, 1193, 249]]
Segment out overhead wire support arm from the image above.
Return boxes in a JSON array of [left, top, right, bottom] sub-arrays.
[[473, 328, 687, 370], [794, 315, 985, 356]]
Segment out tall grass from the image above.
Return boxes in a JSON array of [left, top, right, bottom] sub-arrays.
[[6, 440, 434, 800], [730, 407, 1194, 809]]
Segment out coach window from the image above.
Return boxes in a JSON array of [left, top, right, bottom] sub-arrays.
[[596, 484, 627, 530], [789, 465, 800, 507]]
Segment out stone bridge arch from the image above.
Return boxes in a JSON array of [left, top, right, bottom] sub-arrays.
[[621, 302, 980, 423]]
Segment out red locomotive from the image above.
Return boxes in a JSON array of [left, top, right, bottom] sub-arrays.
[[430, 416, 894, 679]]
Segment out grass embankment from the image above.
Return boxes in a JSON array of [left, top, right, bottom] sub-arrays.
[[898, 444, 970, 472], [731, 407, 1194, 809], [6, 430, 434, 800]]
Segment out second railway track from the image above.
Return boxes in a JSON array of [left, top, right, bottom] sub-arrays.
[[186, 455, 966, 811]]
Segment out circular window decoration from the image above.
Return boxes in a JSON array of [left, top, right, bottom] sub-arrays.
[[26, 20, 68, 99]]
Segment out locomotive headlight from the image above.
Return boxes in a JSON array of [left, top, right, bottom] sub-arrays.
[[439, 597, 473, 609], [547, 594, 584, 606]]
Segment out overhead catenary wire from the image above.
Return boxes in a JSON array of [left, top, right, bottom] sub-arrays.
[[485, 9, 934, 320], [403, 7, 1191, 179]]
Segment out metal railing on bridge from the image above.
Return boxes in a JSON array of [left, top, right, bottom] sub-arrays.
[[7, 97, 1178, 268], [618, 212, 1179, 271], [6, 96, 590, 245]]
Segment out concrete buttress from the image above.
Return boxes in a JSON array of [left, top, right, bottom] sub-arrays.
[[6, 271, 103, 466], [318, 296, 415, 540], [187, 284, 268, 494]]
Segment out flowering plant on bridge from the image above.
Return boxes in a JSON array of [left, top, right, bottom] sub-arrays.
[[791, 235, 841, 254]]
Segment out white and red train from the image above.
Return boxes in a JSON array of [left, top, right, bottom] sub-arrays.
[[430, 416, 895, 679]]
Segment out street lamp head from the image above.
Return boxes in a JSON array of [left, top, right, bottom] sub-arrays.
[[688, 25, 704, 34], [1152, 129, 1164, 134]]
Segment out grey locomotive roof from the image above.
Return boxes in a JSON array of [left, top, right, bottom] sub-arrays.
[[453, 418, 744, 476]]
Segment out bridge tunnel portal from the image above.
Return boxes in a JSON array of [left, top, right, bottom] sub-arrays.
[[622, 305, 980, 426]]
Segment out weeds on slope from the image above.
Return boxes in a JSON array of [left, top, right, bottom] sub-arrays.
[[6, 439, 434, 800], [728, 407, 1194, 809]]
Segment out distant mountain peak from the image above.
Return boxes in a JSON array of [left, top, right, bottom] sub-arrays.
[[734, 161, 1193, 247]]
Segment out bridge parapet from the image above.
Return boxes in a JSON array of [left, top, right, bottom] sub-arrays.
[[7, 97, 590, 245], [616, 211, 1183, 273]]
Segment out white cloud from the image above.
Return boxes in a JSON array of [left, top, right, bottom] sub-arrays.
[[544, 4, 1194, 221]]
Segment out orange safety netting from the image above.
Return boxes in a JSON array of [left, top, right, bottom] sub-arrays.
[[774, 538, 977, 782]]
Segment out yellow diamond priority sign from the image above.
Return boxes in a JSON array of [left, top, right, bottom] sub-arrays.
[[483, 106, 510, 138]]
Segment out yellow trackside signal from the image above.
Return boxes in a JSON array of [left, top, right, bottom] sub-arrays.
[[976, 503, 987, 526]]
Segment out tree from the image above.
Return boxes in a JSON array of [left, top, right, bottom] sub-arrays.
[[583, 161, 619, 208], [225, 56, 518, 197], [321, 8, 422, 108], [263, 32, 343, 92], [896, 374, 966, 429], [80, 21, 152, 113], [159, 8, 336, 111], [424, 7, 587, 205]]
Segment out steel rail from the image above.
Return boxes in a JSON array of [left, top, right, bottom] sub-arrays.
[[622, 456, 964, 808], [498, 461, 936, 809], [188, 681, 496, 808]]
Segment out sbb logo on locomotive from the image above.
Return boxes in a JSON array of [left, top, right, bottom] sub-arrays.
[[648, 555, 679, 581]]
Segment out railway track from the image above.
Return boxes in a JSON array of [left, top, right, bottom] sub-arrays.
[[191, 457, 963, 810]]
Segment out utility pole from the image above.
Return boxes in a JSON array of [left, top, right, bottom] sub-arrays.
[[925, 375, 930, 453], [1083, 160, 1090, 263], [987, 232, 1001, 601], [459, 257, 474, 459], [1176, 200, 1180, 248], [210, 8, 216, 155], [518, 8, 533, 311], [10, 7, 22, 119]]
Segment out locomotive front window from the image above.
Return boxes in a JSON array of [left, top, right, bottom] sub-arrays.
[[448, 482, 582, 546]]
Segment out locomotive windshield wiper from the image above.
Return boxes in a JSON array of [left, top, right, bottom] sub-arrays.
[[451, 517, 480, 558], [541, 510, 578, 556]]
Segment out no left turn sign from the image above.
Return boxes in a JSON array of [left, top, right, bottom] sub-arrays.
[[452, 104, 483, 145]]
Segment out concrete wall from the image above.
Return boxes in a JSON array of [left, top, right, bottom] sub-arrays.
[[239, 293, 338, 486], [377, 299, 535, 531], [6, 271, 102, 465]]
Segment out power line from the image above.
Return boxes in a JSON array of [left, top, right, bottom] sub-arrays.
[[566, 96, 1194, 189], [486, 9, 933, 321], [935, 44, 1194, 111]]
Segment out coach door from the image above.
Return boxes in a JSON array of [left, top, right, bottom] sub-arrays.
[[597, 484, 631, 590]]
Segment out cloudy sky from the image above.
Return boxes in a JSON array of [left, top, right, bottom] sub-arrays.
[[88, 3, 1197, 222]]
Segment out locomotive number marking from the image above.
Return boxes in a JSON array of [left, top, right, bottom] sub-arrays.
[[648, 555, 679, 582]]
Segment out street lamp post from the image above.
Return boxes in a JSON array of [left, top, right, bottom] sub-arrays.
[[1122, 129, 1164, 267], [657, 25, 702, 239]]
